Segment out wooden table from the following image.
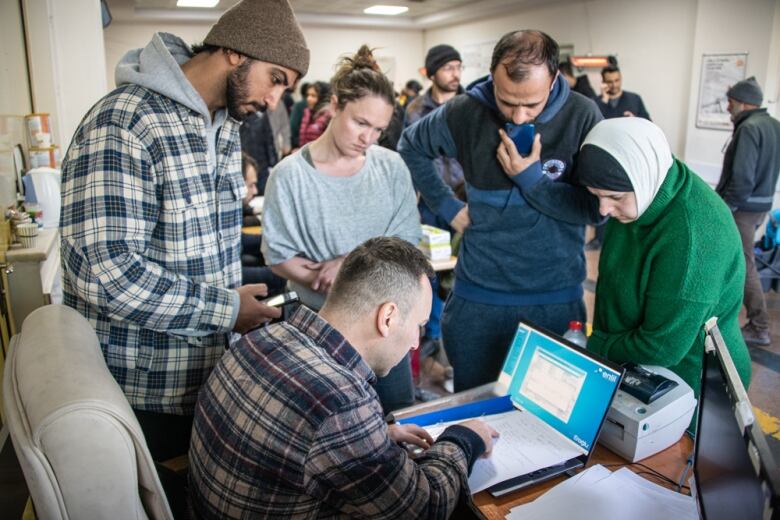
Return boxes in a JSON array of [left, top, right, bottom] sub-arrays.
[[473, 435, 694, 519]]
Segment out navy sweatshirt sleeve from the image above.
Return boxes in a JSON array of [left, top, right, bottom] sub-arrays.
[[512, 99, 604, 226], [398, 105, 465, 224], [512, 168, 603, 225]]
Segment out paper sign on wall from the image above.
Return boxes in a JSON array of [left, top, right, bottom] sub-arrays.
[[696, 52, 748, 131]]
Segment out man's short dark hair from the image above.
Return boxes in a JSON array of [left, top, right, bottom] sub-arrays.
[[325, 237, 434, 317], [558, 61, 574, 77], [601, 65, 620, 79], [405, 79, 423, 94], [490, 30, 559, 81], [190, 42, 221, 55]]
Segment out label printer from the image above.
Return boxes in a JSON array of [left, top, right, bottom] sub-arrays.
[[599, 364, 696, 462]]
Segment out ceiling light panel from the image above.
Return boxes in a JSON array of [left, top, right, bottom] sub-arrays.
[[363, 5, 409, 15]]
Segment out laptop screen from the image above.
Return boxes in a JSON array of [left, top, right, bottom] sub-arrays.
[[498, 321, 623, 453]]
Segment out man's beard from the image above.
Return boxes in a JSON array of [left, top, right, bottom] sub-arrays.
[[434, 77, 460, 93], [226, 59, 264, 121]]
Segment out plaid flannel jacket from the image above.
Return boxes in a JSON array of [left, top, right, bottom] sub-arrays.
[[60, 83, 245, 415], [189, 306, 478, 519]]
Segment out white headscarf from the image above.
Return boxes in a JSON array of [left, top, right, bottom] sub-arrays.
[[581, 118, 673, 217]]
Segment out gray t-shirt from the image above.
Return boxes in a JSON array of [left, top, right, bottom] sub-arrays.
[[262, 144, 421, 309]]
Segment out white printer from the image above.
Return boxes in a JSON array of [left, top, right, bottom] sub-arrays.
[[599, 365, 696, 462]]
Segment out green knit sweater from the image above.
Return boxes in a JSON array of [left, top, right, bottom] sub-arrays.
[[588, 158, 751, 398]]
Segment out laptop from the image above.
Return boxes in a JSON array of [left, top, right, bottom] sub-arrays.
[[485, 319, 624, 495], [400, 320, 624, 495], [692, 318, 780, 520]]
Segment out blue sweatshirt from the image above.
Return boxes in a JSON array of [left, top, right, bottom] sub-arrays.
[[398, 74, 603, 306]]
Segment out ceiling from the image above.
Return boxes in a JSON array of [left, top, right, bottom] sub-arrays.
[[110, 0, 560, 29], [132, 0, 475, 18]]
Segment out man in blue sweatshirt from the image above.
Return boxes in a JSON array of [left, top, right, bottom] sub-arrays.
[[398, 30, 603, 391]]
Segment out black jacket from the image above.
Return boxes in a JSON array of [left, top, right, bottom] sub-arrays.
[[594, 91, 650, 120], [717, 108, 780, 212]]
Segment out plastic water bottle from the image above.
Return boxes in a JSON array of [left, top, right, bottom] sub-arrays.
[[563, 320, 588, 348]]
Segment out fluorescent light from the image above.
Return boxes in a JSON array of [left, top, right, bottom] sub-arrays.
[[177, 0, 219, 7], [363, 5, 409, 15]]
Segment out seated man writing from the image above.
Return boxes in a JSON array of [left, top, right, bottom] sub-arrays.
[[189, 236, 498, 519]]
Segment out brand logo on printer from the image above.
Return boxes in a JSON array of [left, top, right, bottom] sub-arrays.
[[542, 159, 566, 180]]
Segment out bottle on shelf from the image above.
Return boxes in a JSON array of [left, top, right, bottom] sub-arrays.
[[562, 320, 587, 348]]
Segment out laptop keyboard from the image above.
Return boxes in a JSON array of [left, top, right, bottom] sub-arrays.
[[488, 458, 584, 497]]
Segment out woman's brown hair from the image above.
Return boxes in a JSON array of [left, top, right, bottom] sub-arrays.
[[330, 45, 395, 110]]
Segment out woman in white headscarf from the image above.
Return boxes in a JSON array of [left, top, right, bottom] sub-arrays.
[[577, 118, 750, 399]]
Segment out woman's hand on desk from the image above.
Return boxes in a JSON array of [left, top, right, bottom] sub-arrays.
[[388, 423, 434, 452], [459, 419, 500, 457]]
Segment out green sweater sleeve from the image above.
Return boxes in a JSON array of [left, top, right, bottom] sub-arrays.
[[588, 293, 710, 367]]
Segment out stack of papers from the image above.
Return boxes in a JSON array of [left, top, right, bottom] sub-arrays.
[[506, 464, 697, 520], [419, 225, 452, 261]]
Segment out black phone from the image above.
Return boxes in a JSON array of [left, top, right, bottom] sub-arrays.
[[257, 291, 299, 307], [504, 123, 535, 156]]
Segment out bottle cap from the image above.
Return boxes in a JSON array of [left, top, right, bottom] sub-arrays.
[[568, 320, 583, 331]]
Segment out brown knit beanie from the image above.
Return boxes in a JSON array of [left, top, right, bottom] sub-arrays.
[[204, 0, 309, 77]]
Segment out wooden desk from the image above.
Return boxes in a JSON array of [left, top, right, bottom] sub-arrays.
[[474, 435, 694, 519], [393, 385, 694, 519]]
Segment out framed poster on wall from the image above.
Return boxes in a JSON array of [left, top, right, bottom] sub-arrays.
[[696, 52, 748, 130]]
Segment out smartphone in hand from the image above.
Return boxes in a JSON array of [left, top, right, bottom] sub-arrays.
[[257, 291, 300, 307], [504, 123, 535, 156]]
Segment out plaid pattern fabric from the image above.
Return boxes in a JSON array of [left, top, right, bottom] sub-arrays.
[[60, 83, 245, 415], [189, 306, 472, 519]]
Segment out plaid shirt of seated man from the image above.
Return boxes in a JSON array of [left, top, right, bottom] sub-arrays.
[[189, 237, 498, 519]]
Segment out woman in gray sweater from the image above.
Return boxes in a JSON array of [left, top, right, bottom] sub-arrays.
[[262, 45, 421, 412]]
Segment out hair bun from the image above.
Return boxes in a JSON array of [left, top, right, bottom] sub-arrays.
[[350, 45, 380, 72], [330, 45, 394, 109]]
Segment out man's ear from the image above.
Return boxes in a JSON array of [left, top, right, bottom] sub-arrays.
[[418, 66, 428, 79], [330, 94, 338, 111], [224, 48, 246, 67], [375, 301, 399, 338]]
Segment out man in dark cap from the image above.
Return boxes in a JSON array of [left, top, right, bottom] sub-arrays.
[[717, 76, 780, 347], [404, 44, 465, 393], [60, 0, 310, 460]]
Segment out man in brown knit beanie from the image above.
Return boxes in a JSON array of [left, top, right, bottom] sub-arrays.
[[59, 0, 310, 480]]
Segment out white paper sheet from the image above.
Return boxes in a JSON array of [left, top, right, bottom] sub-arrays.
[[506, 465, 697, 520], [424, 410, 582, 493]]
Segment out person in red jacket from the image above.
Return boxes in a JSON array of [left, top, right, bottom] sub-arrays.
[[299, 81, 332, 145]]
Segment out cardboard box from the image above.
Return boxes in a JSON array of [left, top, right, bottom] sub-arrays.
[[420, 225, 451, 261]]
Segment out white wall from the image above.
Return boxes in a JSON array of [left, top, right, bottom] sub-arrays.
[[104, 21, 425, 95], [295, 25, 424, 92], [0, 0, 32, 116], [0, 0, 31, 208], [683, 0, 778, 186], [423, 0, 698, 158], [24, 0, 107, 149]]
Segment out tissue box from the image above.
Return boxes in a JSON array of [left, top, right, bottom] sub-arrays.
[[420, 225, 452, 261]]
